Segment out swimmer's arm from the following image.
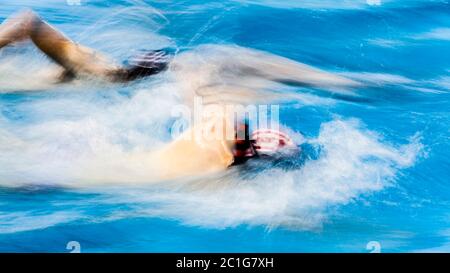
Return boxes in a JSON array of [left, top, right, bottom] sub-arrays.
[[0, 9, 125, 81], [149, 137, 235, 180], [143, 120, 236, 180]]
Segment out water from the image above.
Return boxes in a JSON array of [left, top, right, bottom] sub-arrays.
[[0, 0, 449, 252]]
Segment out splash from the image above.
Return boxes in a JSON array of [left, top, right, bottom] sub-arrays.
[[0, 118, 419, 233], [110, 118, 421, 230]]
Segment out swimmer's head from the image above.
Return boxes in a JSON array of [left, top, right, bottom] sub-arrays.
[[251, 129, 296, 156], [121, 49, 173, 81]]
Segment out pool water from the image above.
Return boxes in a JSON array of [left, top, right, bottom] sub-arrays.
[[0, 0, 449, 252]]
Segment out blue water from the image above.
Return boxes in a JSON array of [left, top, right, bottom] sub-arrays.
[[0, 0, 449, 253]]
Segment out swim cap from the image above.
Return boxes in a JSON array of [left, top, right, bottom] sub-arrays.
[[251, 129, 296, 155]]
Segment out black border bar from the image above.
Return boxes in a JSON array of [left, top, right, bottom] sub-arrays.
[[0, 253, 448, 272]]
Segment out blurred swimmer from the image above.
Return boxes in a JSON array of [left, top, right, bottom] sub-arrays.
[[0, 10, 360, 183]]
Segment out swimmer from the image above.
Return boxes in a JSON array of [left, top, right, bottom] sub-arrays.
[[0, 9, 360, 183]]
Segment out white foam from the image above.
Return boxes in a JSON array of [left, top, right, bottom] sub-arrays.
[[339, 72, 416, 85], [76, 119, 422, 230], [0, 82, 180, 186], [0, 103, 422, 230], [0, 211, 83, 234], [412, 28, 450, 41], [366, 38, 405, 48]]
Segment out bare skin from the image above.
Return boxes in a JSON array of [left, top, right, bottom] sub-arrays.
[[0, 9, 126, 82]]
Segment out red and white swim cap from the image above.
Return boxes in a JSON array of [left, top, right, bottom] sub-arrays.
[[251, 129, 296, 155]]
